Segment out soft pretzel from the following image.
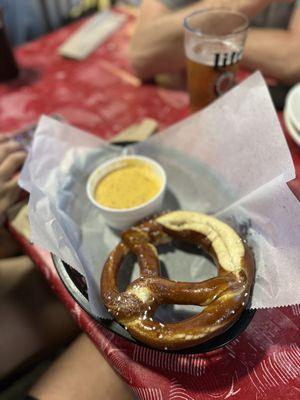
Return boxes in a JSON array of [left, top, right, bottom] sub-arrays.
[[101, 211, 255, 350]]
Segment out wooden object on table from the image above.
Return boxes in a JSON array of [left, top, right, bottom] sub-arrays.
[[110, 118, 158, 143]]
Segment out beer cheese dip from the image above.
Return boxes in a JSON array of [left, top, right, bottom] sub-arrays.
[[94, 159, 162, 209]]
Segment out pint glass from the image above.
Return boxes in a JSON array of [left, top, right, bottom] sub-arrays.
[[184, 9, 249, 112]]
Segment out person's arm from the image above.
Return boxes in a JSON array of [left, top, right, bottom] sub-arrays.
[[29, 334, 134, 400], [241, 8, 300, 84], [0, 136, 26, 258], [0, 136, 26, 216], [129, 0, 292, 79], [130, 0, 196, 79]]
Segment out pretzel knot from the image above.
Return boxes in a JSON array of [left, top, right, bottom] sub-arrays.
[[101, 211, 255, 351]]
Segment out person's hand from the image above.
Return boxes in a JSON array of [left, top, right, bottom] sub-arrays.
[[0, 136, 26, 216]]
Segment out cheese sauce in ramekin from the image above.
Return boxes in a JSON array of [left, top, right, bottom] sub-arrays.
[[87, 156, 166, 230]]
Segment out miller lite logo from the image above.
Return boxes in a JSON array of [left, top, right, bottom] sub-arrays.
[[214, 50, 243, 68], [215, 72, 235, 96], [213, 50, 242, 96]]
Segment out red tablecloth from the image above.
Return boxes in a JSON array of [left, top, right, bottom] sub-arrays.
[[1, 10, 299, 400]]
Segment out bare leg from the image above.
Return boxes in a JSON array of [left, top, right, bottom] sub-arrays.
[[29, 334, 135, 400], [0, 256, 79, 379]]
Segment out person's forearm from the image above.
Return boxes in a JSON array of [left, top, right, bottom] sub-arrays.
[[130, 1, 209, 79], [130, 0, 276, 79], [131, 0, 243, 79], [242, 28, 300, 84]]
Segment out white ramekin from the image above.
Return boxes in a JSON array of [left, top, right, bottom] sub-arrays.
[[86, 155, 167, 230]]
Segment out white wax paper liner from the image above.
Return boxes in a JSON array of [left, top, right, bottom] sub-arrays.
[[20, 72, 300, 318]]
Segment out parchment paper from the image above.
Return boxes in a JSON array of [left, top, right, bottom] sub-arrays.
[[20, 72, 300, 319]]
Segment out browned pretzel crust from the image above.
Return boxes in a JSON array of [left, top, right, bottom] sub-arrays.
[[101, 211, 255, 350]]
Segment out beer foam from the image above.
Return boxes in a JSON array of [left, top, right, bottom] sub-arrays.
[[186, 39, 242, 67]]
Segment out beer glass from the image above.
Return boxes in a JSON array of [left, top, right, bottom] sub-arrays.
[[184, 9, 249, 112]]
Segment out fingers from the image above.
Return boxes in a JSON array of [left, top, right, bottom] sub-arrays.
[[2, 173, 21, 192], [0, 136, 9, 144], [0, 138, 27, 216], [0, 141, 23, 164], [0, 175, 22, 215], [0, 151, 27, 181]]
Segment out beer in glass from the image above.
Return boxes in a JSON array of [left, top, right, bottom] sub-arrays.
[[184, 9, 249, 112]]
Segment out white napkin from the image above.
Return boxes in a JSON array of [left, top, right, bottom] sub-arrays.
[[20, 72, 300, 318]]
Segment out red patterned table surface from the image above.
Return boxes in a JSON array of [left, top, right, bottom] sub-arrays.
[[1, 10, 300, 400]]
